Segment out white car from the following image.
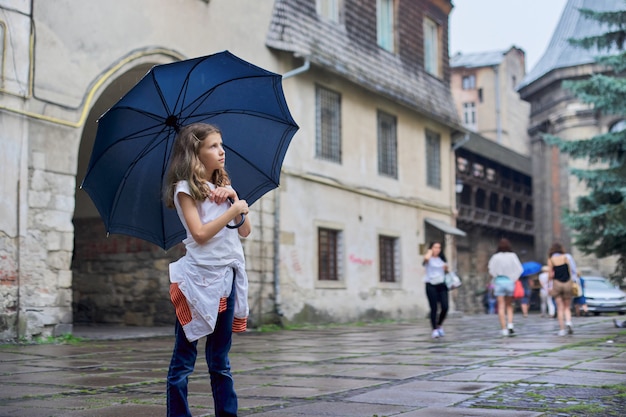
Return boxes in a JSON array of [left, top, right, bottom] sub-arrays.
[[581, 276, 626, 315]]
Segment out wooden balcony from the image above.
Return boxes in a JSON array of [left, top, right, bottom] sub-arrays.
[[457, 204, 534, 236]]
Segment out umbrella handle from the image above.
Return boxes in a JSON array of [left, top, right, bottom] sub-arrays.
[[226, 198, 246, 229]]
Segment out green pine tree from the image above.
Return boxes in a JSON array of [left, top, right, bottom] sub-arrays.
[[544, 5, 626, 283]]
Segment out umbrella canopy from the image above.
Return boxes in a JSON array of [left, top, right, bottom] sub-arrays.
[[82, 51, 299, 250], [521, 261, 542, 277]]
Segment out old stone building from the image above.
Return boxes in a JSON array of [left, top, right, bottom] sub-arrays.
[[0, 0, 464, 340], [518, 0, 621, 277], [449, 48, 535, 313]]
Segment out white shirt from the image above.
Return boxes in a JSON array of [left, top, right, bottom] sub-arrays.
[[488, 252, 523, 281], [169, 180, 249, 342], [538, 271, 551, 294], [424, 256, 447, 284]]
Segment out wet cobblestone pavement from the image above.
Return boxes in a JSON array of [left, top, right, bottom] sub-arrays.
[[0, 313, 624, 416]]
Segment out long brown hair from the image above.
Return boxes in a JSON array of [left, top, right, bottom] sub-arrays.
[[164, 123, 230, 208], [495, 238, 513, 253], [548, 242, 565, 257]]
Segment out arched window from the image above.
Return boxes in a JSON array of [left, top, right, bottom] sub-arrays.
[[502, 197, 511, 216], [514, 201, 523, 218], [476, 188, 486, 209], [489, 193, 499, 212], [610, 119, 626, 133], [525, 204, 533, 221]]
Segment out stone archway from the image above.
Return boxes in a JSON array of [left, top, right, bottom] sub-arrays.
[[72, 61, 183, 327]]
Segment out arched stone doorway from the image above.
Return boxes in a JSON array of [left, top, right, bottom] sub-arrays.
[[72, 58, 183, 327]]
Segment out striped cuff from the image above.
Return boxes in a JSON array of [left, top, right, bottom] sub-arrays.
[[169, 283, 192, 326], [232, 317, 247, 333], [218, 297, 227, 313]]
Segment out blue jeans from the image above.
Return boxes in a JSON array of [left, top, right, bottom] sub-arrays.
[[167, 279, 237, 417]]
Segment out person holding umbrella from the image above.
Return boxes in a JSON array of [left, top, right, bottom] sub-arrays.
[[164, 123, 251, 417], [488, 238, 524, 336]]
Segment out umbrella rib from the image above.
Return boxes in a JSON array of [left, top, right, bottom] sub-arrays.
[[178, 74, 290, 123], [106, 128, 174, 226], [83, 117, 174, 182]]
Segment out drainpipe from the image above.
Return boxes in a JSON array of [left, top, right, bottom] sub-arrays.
[[452, 132, 471, 151], [282, 58, 310, 79], [493, 65, 502, 144], [271, 58, 310, 319]]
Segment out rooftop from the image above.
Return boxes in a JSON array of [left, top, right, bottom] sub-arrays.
[[450, 49, 508, 69], [265, 0, 461, 129], [518, 0, 623, 90]]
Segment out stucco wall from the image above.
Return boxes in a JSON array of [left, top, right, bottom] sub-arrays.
[[0, 0, 281, 339], [1, 0, 461, 338], [278, 69, 457, 324]]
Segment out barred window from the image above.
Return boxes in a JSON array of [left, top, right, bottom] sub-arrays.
[[318, 228, 342, 281], [377, 0, 395, 52], [377, 111, 398, 178], [316, 86, 342, 163], [426, 130, 441, 189], [379, 235, 399, 282]]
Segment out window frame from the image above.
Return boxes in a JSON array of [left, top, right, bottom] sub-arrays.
[[377, 110, 398, 178], [379, 234, 400, 283], [425, 129, 441, 189], [315, 85, 342, 163], [462, 75, 476, 90], [377, 0, 396, 52], [462, 102, 476, 129], [318, 227, 343, 282], [316, 0, 342, 23], [423, 17, 441, 77]]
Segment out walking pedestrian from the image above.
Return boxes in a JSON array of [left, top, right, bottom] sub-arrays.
[[164, 123, 252, 417], [423, 241, 449, 339], [519, 274, 532, 318], [488, 238, 524, 337], [547, 242, 575, 336], [573, 276, 589, 317], [538, 266, 555, 318]]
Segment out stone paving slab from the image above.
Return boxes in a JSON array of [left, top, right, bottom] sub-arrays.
[[0, 314, 624, 416]]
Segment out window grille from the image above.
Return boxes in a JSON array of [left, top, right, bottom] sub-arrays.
[[318, 228, 342, 281], [378, 111, 398, 178], [426, 130, 441, 189], [316, 86, 342, 162], [379, 235, 399, 282]]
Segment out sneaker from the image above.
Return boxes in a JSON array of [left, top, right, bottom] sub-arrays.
[[558, 329, 567, 336], [507, 323, 515, 335], [437, 327, 445, 337], [431, 329, 440, 339], [566, 322, 573, 335], [501, 329, 509, 337]]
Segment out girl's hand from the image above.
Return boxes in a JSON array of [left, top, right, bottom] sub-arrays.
[[210, 187, 236, 205], [231, 199, 249, 217]]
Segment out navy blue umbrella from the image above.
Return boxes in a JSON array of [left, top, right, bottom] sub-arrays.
[[81, 51, 299, 250], [521, 261, 542, 277]]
